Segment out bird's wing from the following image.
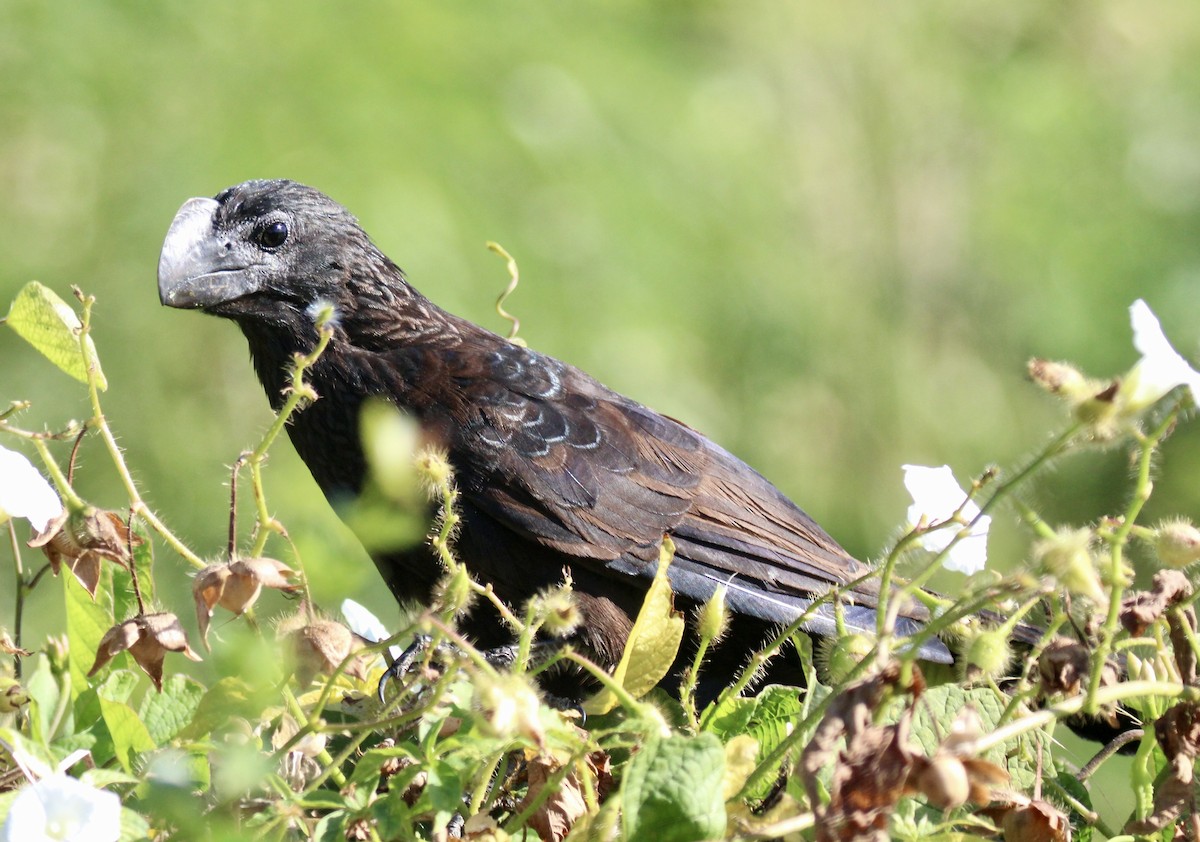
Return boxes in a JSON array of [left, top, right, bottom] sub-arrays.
[[420, 337, 942, 656]]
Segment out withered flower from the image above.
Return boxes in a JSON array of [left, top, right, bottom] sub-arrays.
[[520, 749, 612, 842], [279, 614, 370, 686], [30, 506, 141, 599], [193, 557, 301, 647], [911, 708, 1009, 811], [1125, 701, 1200, 836], [88, 612, 201, 691], [984, 798, 1071, 842], [1037, 638, 1094, 697], [1120, 569, 1191, 636]]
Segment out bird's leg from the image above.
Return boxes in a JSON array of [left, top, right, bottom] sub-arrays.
[[376, 634, 459, 703], [379, 634, 587, 715]]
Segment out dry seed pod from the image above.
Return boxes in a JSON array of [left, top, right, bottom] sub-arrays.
[[88, 612, 202, 691]]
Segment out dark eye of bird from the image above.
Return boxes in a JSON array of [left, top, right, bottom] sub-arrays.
[[258, 220, 288, 249]]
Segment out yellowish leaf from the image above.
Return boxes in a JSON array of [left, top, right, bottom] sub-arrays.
[[5, 281, 107, 390], [585, 537, 684, 715]]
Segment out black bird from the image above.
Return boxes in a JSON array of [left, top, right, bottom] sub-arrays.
[[157, 179, 950, 701]]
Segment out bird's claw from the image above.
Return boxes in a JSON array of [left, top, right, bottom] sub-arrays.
[[377, 633, 433, 703]]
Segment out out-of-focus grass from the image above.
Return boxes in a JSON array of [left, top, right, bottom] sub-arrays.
[[3, 2, 1198, 826]]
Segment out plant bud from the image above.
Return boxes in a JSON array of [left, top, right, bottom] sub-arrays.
[[1034, 527, 1105, 603], [1125, 651, 1144, 682], [962, 628, 1012, 680], [474, 672, 544, 746], [695, 585, 729, 645], [914, 755, 970, 811], [89, 612, 202, 692], [436, 563, 475, 616], [0, 677, 29, 713], [1027, 359, 1087, 398], [1071, 381, 1121, 436], [536, 585, 581, 638], [817, 633, 874, 686], [45, 634, 69, 675], [415, 446, 454, 492], [1153, 519, 1200, 569], [288, 618, 367, 685]]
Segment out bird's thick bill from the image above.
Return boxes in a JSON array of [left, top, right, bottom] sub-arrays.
[[158, 197, 259, 309]]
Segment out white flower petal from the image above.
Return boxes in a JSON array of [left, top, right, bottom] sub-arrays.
[[1, 774, 121, 842], [341, 598, 399, 659], [901, 464, 988, 574], [0, 445, 62, 534], [1127, 299, 1200, 407]]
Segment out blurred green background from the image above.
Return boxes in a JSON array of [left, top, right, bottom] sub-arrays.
[[3, 0, 1199, 824]]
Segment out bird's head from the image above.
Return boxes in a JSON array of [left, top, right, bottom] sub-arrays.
[[158, 180, 383, 327]]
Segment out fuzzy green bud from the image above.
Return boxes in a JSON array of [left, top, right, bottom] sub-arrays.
[[1028, 358, 1088, 399], [436, 563, 475, 617], [474, 672, 544, 746], [817, 633, 874, 686], [1072, 383, 1121, 436], [962, 629, 1012, 681], [1153, 519, 1200, 569], [1035, 527, 1105, 603], [45, 634, 70, 676], [415, 446, 455, 493], [696, 585, 729, 645], [535, 585, 581, 638]]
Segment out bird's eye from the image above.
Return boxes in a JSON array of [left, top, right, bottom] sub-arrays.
[[257, 220, 289, 249]]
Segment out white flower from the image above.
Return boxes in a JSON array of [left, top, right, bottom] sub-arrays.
[[341, 598, 399, 660], [902, 464, 989, 574], [1124, 299, 1200, 410], [0, 445, 62, 534], [1, 773, 121, 842]]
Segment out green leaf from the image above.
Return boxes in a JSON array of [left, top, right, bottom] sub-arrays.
[[81, 768, 141, 788], [5, 281, 107, 390], [97, 669, 140, 705], [348, 745, 413, 792], [313, 811, 351, 842], [744, 685, 803, 756], [906, 684, 1050, 794], [622, 733, 726, 842], [139, 673, 205, 745], [585, 539, 685, 715], [179, 677, 261, 740], [1052, 762, 1093, 842], [700, 694, 757, 740], [64, 569, 114, 700], [98, 695, 156, 772], [23, 655, 62, 746], [119, 806, 152, 842]]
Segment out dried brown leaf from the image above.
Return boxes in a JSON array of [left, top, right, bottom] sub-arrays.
[[522, 751, 589, 842]]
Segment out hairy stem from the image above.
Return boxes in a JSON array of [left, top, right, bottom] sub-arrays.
[[75, 291, 205, 568]]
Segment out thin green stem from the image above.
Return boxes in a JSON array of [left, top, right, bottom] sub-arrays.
[[74, 293, 204, 568], [1086, 407, 1178, 712], [29, 438, 84, 510], [8, 521, 24, 680], [245, 317, 334, 557], [969, 680, 1199, 755]]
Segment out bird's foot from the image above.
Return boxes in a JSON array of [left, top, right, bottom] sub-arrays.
[[376, 634, 459, 703]]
